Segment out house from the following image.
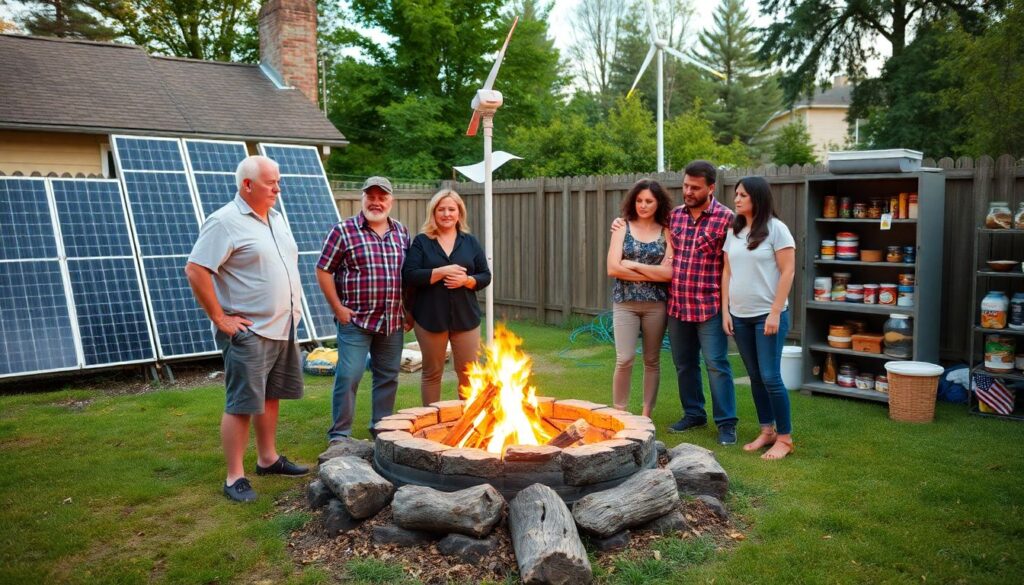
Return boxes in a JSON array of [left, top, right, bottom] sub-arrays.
[[756, 76, 855, 161], [0, 0, 345, 177]]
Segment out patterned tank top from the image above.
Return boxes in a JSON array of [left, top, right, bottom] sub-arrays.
[[613, 222, 668, 303]]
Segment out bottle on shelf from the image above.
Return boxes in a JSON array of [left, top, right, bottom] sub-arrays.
[[823, 353, 837, 384], [981, 291, 1009, 329]]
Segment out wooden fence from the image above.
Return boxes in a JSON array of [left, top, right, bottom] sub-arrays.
[[334, 155, 1024, 363]]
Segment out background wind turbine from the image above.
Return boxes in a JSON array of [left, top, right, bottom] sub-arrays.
[[628, 0, 726, 172], [466, 16, 519, 344]]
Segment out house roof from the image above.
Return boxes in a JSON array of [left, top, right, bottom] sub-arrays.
[[0, 34, 347, 146], [756, 81, 853, 138]]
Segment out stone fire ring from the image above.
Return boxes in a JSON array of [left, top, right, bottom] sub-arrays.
[[372, 397, 658, 503]]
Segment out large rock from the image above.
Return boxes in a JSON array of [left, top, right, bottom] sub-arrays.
[[665, 443, 729, 499], [640, 510, 690, 535], [509, 483, 592, 585], [589, 530, 630, 552], [372, 524, 436, 546], [324, 499, 361, 537], [437, 533, 499, 564], [440, 448, 502, 478], [318, 456, 394, 519], [560, 440, 639, 486], [306, 479, 333, 509], [696, 494, 729, 521], [318, 437, 374, 464], [572, 469, 680, 538], [392, 484, 505, 538]]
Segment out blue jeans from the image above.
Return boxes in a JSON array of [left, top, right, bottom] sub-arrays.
[[731, 310, 792, 435], [328, 321, 403, 440], [668, 312, 737, 428]]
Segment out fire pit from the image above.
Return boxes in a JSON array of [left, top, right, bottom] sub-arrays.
[[372, 327, 657, 502]]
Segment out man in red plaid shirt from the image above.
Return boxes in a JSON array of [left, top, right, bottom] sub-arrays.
[[316, 176, 412, 443], [612, 161, 738, 444], [664, 161, 738, 445]]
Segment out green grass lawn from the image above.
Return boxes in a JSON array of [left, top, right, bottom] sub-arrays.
[[1, 320, 1022, 584]]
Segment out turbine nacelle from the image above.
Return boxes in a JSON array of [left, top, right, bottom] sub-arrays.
[[471, 89, 504, 116]]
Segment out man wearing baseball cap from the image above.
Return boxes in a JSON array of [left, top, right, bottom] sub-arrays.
[[315, 176, 412, 442]]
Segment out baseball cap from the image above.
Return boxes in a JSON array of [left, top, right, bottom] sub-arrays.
[[361, 176, 393, 195]]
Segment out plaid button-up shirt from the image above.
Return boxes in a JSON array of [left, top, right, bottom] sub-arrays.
[[317, 212, 410, 334], [667, 198, 734, 323]]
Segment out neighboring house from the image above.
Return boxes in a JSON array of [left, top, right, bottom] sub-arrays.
[[756, 76, 856, 161], [0, 0, 345, 177]]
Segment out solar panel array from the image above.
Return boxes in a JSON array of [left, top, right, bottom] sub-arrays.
[[258, 144, 341, 341], [1, 136, 341, 379]]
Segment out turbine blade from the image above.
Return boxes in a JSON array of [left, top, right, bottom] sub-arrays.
[[664, 46, 727, 80], [466, 110, 482, 136], [627, 45, 658, 98], [483, 16, 520, 90], [645, 0, 659, 44]]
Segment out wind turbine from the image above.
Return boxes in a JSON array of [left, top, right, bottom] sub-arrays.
[[466, 16, 519, 344], [628, 0, 726, 172]]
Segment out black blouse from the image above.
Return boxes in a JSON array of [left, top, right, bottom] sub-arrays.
[[402, 232, 492, 333]]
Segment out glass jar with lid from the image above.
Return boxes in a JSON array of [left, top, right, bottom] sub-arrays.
[[883, 314, 913, 358], [1015, 202, 1024, 229], [986, 201, 1012, 229]]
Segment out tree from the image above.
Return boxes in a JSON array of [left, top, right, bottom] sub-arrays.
[[664, 102, 753, 169], [7, 0, 114, 40], [567, 0, 627, 98], [758, 0, 999, 103], [770, 121, 817, 166], [693, 0, 781, 144]]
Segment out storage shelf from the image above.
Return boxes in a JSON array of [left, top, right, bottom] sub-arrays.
[[978, 228, 1024, 234], [807, 343, 907, 361], [969, 364, 1024, 381], [816, 219, 917, 224], [814, 260, 917, 268], [973, 326, 1024, 336], [976, 270, 1024, 278], [801, 381, 890, 403], [805, 301, 913, 316]]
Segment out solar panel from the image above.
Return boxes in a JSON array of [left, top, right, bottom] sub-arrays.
[[113, 135, 215, 360], [50, 179, 156, 367], [142, 256, 218, 358], [191, 172, 240, 218], [184, 139, 249, 218], [0, 261, 80, 377], [298, 251, 336, 340], [0, 177, 58, 261], [67, 258, 154, 366], [278, 175, 339, 251], [260, 144, 326, 176]]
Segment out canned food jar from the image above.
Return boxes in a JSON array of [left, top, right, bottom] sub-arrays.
[[868, 199, 883, 219], [813, 277, 832, 301], [879, 283, 898, 305], [820, 239, 836, 260], [1010, 292, 1024, 330], [853, 202, 868, 219], [846, 284, 864, 303], [844, 319, 867, 334], [903, 245, 916, 263], [886, 246, 903, 263], [837, 363, 857, 388], [863, 284, 879, 304], [875, 375, 889, 393], [836, 232, 859, 260], [981, 291, 1009, 329], [823, 195, 838, 218], [897, 285, 915, 307], [855, 373, 875, 390], [839, 197, 852, 218], [832, 272, 852, 288], [908, 193, 919, 219], [898, 273, 915, 286], [984, 334, 1016, 373]]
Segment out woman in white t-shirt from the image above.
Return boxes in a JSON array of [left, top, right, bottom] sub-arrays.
[[721, 176, 796, 460]]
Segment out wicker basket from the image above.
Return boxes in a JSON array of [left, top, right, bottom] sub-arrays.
[[884, 362, 944, 422]]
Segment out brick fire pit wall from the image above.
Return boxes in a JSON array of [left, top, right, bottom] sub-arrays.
[[372, 397, 658, 503]]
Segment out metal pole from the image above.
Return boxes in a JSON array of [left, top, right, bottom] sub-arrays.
[[482, 115, 495, 344], [657, 49, 665, 173]]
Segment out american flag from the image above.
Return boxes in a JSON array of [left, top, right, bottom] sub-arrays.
[[972, 373, 1016, 415]]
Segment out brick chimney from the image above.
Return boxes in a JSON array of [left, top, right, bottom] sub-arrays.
[[259, 0, 319, 105]]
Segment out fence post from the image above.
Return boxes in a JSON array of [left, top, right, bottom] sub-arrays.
[[561, 179, 572, 323], [536, 178, 546, 323]]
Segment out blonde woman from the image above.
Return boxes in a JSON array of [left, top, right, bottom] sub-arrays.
[[402, 190, 491, 404]]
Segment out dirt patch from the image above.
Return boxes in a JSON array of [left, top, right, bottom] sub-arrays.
[[282, 485, 742, 584], [0, 358, 226, 398]]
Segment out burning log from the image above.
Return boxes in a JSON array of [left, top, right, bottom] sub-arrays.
[[545, 418, 589, 448], [441, 382, 500, 447]]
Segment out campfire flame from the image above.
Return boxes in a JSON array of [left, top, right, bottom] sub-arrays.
[[449, 325, 553, 454]]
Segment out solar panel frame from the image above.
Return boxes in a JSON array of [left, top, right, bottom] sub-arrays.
[[50, 178, 158, 368], [112, 135, 218, 360], [0, 177, 83, 379], [257, 143, 341, 341]]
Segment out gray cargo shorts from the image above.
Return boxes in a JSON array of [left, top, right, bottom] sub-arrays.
[[217, 328, 303, 415]]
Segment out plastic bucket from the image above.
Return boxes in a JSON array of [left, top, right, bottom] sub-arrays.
[[781, 346, 803, 391], [884, 361, 943, 422]]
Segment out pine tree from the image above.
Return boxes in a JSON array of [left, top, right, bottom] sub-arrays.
[[694, 0, 781, 144], [14, 0, 115, 40]]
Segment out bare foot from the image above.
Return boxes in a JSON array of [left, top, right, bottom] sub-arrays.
[[743, 431, 776, 452], [762, 437, 794, 460]]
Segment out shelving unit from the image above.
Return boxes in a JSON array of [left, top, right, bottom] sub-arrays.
[[800, 171, 946, 403], [968, 224, 1024, 421]]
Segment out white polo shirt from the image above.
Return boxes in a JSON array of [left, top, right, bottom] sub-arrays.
[[188, 195, 302, 340]]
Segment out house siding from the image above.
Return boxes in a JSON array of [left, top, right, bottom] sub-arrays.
[[0, 130, 105, 176]]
